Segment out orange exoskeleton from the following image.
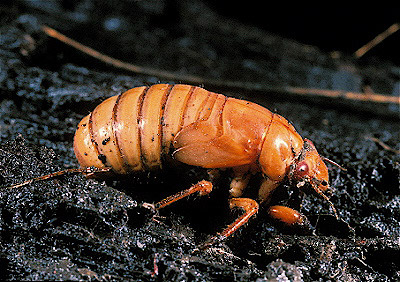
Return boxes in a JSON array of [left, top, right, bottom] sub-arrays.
[[72, 83, 337, 247]]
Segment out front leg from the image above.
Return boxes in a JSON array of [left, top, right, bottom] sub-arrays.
[[268, 205, 307, 226], [259, 178, 312, 231], [268, 205, 312, 234]]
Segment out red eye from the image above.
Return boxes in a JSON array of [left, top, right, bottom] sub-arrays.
[[295, 161, 309, 179]]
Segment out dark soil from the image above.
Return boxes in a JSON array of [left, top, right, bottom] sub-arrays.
[[0, 1, 399, 281]]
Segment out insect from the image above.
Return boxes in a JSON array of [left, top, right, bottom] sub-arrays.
[[7, 84, 341, 248], [72, 83, 340, 247]]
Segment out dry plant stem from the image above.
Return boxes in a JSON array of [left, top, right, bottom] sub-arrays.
[[284, 87, 399, 104], [365, 136, 400, 154], [354, 23, 400, 58], [41, 25, 208, 84], [41, 25, 399, 106], [2, 167, 111, 189]]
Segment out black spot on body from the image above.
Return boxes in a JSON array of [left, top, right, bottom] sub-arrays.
[[98, 154, 107, 164], [102, 137, 111, 145]]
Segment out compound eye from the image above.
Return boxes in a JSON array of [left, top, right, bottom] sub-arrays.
[[295, 161, 309, 179]]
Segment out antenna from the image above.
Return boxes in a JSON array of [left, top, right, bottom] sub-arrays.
[[321, 156, 347, 171]]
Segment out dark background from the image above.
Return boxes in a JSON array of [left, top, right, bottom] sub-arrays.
[[0, 1, 399, 281], [207, 3, 399, 63]]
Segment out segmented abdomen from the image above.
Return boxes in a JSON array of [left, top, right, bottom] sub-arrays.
[[74, 84, 232, 173]]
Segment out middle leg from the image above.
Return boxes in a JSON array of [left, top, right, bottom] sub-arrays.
[[199, 197, 259, 249]]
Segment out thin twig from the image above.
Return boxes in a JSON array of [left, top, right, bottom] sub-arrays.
[[41, 25, 399, 106], [284, 86, 399, 104], [354, 23, 400, 58], [41, 25, 208, 84], [2, 167, 112, 190], [365, 136, 400, 154]]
